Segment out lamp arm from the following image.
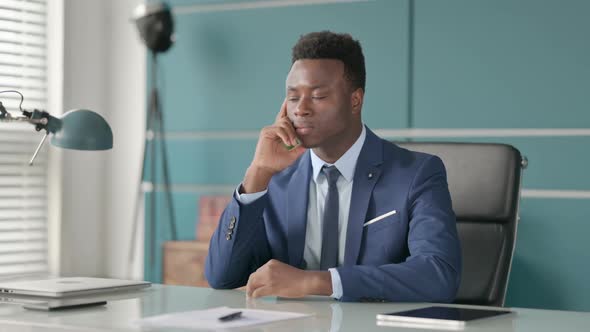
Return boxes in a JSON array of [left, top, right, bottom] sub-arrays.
[[25, 110, 61, 166], [26, 109, 61, 133], [0, 90, 25, 115], [0, 108, 58, 130], [0, 101, 7, 118], [0, 114, 47, 124], [29, 133, 49, 166], [1, 90, 62, 166], [0, 111, 50, 166], [0, 91, 61, 132], [22, 110, 61, 166]]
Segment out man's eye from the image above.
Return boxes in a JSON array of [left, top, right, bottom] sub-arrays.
[[288, 97, 299, 102], [312, 96, 326, 100]]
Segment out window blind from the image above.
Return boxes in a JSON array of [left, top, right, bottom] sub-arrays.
[[0, 0, 49, 278]]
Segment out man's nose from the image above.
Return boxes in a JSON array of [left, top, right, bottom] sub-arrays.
[[294, 97, 312, 117]]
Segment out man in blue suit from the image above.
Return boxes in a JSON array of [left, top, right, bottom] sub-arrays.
[[205, 31, 461, 302]]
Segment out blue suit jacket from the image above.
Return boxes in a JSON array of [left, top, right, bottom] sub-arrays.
[[205, 127, 461, 302]]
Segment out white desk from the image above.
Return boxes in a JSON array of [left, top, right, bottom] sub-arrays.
[[0, 284, 588, 331]]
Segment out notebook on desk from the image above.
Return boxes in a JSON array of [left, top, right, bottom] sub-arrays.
[[0, 277, 151, 298]]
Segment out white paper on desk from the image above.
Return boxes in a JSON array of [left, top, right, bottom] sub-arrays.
[[137, 306, 312, 330]]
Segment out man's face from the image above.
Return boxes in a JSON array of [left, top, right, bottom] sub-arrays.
[[285, 59, 360, 149]]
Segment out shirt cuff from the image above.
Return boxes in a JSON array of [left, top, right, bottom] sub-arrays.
[[235, 184, 267, 205], [328, 268, 343, 299]]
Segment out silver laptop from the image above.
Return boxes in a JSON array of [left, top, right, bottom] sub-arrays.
[[0, 277, 151, 298]]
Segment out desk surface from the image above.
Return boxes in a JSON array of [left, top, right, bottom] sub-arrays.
[[0, 284, 589, 331]]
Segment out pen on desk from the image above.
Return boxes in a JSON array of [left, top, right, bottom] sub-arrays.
[[218, 311, 243, 322]]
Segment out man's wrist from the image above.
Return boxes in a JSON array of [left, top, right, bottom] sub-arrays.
[[242, 166, 274, 193], [303, 271, 333, 296]]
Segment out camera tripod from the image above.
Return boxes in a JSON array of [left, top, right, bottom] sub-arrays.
[[128, 52, 177, 278]]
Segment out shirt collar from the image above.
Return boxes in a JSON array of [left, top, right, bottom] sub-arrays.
[[310, 125, 366, 183]]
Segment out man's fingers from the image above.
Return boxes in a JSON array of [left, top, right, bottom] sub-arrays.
[[275, 99, 288, 122], [261, 126, 290, 147], [273, 127, 292, 147], [271, 100, 300, 147], [290, 145, 306, 157], [251, 285, 274, 299], [246, 272, 262, 297], [276, 119, 298, 147]]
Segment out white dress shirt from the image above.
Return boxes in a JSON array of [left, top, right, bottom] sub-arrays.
[[236, 126, 366, 299]]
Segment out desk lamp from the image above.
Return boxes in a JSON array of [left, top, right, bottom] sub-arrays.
[[0, 90, 113, 165]]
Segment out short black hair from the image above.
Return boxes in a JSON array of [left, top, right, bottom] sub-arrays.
[[291, 31, 366, 91]]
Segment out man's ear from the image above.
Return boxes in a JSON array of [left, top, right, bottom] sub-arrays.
[[351, 88, 364, 114]]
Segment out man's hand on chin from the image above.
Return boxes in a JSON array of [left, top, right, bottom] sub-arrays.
[[246, 259, 333, 299]]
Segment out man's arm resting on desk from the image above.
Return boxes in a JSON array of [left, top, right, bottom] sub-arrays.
[[211, 186, 342, 299], [246, 259, 334, 298], [336, 256, 459, 302], [204, 187, 272, 289], [238, 185, 344, 299]]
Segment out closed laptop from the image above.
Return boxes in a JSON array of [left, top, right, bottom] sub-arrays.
[[0, 277, 151, 298]]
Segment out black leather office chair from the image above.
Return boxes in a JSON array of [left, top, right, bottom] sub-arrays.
[[396, 142, 526, 306]]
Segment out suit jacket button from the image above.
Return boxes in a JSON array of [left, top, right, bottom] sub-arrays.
[[226, 234, 232, 240], [230, 216, 236, 223], [228, 224, 235, 230]]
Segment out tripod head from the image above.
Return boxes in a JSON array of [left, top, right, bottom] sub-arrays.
[[132, 2, 174, 54]]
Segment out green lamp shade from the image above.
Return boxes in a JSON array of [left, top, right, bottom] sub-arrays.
[[50, 109, 113, 150]]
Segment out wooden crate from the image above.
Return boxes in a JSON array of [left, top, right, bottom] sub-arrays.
[[162, 195, 231, 287], [163, 241, 210, 287], [197, 196, 231, 242]]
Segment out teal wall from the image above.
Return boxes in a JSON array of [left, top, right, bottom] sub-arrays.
[[144, 0, 590, 311]]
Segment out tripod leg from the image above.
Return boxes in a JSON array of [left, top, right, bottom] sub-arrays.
[[149, 93, 158, 272], [154, 92, 178, 241], [127, 136, 147, 274], [127, 86, 158, 278]]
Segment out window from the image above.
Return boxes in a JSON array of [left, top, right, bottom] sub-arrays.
[[0, 0, 49, 278]]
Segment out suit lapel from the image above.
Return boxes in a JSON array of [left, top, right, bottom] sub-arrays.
[[287, 152, 311, 268], [344, 128, 384, 266]]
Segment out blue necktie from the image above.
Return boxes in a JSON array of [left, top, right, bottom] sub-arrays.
[[320, 165, 340, 270]]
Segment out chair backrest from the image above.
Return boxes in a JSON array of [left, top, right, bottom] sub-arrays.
[[395, 142, 525, 306]]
